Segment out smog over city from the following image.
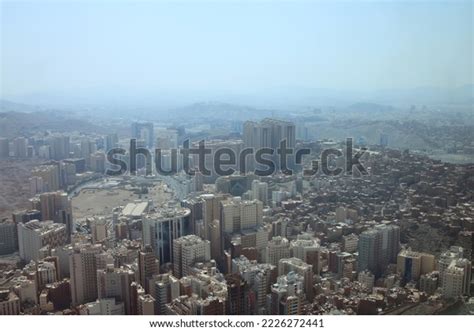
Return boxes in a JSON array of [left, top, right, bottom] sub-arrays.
[[0, 0, 473, 328]]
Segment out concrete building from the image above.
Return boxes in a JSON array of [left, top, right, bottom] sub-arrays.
[[31, 164, 61, 192], [265, 236, 290, 266], [269, 271, 304, 315], [342, 233, 359, 253], [97, 266, 135, 314], [138, 294, 155, 315], [81, 298, 124, 315], [173, 235, 211, 278], [138, 245, 159, 292], [290, 232, 321, 274], [442, 260, 471, 298], [397, 249, 435, 282], [0, 218, 18, 255], [0, 290, 21, 315], [251, 180, 268, 205], [70, 243, 104, 305], [0, 137, 9, 158], [149, 273, 180, 314], [220, 197, 263, 234], [142, 208, 192, 264], [17, 220, 67, 262], [358, 225, 400, 277], [13, 137, 28, 158], [358, 270, 375, 292]]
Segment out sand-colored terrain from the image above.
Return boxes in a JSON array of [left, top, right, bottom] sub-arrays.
[[0, 159, 42, 219]]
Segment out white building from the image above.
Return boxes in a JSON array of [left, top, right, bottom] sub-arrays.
[[265, 236, 290, 266], [173, 235, 211, 278], [17, 220, 67, 262]]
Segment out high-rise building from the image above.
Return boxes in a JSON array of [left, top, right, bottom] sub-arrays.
[[0, 218, 17, 255], [269, 271, 304, 315], [12, 209, 41, 224], [278, 257, 314, 301], [442, 259, 472, 298], [31, 164, 61, 192], [0, 138, 9, 158], [90, 217, 108, 244], [148, 273, 180, 314], [265, 236, 290, 266], [251, 180, 268, 205], [32, 191, 74, 237], [243, 118, 296, 171], [89, 151, 106, 173], [420, 272, 439, 295], [225, 274, 249, 315], [142, 208, 192, 264], [358, 225, 400, 277], [172, 235, 211, 278], [342, 233, 359, 253], [60, 160, 77, 186], [439, 246, 471, 298], [290, 232, 321, 274], [138, 245, 159, 292], [220, 197, 263, 234], [48, 135, 70, 160], [182, 193, 225, 240], [105, 133, 119, 152], [457, 231, 473, 261], [17, 220, 67, 262], [131, 122, 154, 148], [69, 243, 104, 305], [137, 294, 155, 315], [12, 137, 28, 158], [397, 249, 435, 282], [97, 266, 135, 314], [438, 246, 464, 287], [232, 256, 277, 314], [0, 290, 21, 315]]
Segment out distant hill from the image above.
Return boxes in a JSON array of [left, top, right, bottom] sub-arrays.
[[0, 99, 42, 113], [0, 110, 103, 138], [169, 101, 277, 121]]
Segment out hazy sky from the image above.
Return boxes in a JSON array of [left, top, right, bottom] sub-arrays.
[[1, 0, 472, 101]]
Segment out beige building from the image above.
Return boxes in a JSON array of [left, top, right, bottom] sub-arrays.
[[173, 235, 211, 278], [70, 243, 104, 305], [397, 249, 435, 281]]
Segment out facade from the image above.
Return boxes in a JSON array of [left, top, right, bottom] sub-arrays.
[[265, 236, 290, 266], [358, 225, 400, 277], [17, 220, 67, 262], [397, 249, 435, 282], [220, 197, 263, 234], [142, 208, 192, 264], [149, 273, 180, 314], [69, 244, 103, 305], [0, 290, 21, 315], [138, 245, 160, 292], [97, 266, 135, 314], [0, 218, 18, 255], [172, 235, 211, 278]]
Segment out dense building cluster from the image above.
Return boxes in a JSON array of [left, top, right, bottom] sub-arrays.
[[0, 118, 473, 315]]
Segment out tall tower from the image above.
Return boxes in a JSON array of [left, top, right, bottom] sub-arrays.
[[69, 244, 103, 305], [138, 245, 159, 293]]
